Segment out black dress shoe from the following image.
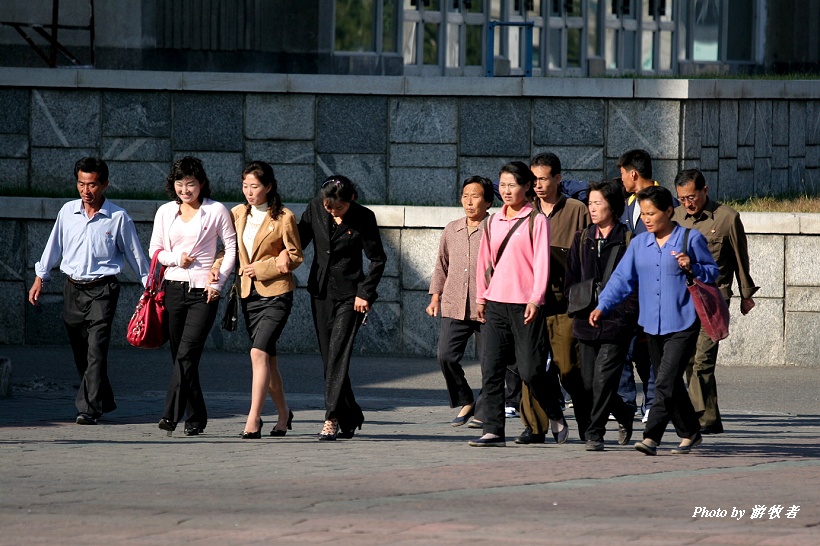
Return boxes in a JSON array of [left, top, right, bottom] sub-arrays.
[[671, 432, 703, 455], [76, 413, 97, 425], [515, 427, 546, 445], [700, 423, 724, 435], [158, 418, 176, 432], [451, 406, 475, 427], [468, 435, 506, 447], [270, 410, 294, 437], [184, 426, 203, 436], [551, 417, 570, 444], [242, 418, 263, 439], [338, 421, 362, 439]]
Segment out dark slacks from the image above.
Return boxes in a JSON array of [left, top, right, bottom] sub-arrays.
[[686, 322, 723, 429], [643, 321, 701, 443], [63, 279, 120, 418], [163, 281, 219, 430], [311, 295, 365, 432], [617, 330, 655, 414], [480, 301, 561, 437], [437, 317, 481, 408], [579, 339, 634, 442]]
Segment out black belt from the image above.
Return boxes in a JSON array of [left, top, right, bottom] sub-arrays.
[[67, 275, 117, 289]]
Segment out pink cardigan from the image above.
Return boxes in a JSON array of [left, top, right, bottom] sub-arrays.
[[476, 202, 550, 306], [149, 198, 237, 292]]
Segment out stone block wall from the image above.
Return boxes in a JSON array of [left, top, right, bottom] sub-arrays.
[[1, 70, 819, 204], [2, 197, 819, 367]]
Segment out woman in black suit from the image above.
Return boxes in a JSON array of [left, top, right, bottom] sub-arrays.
[[298, 175, 387, 441]]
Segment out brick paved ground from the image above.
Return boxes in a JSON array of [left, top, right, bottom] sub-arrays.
[[0, 346, 818, 545]]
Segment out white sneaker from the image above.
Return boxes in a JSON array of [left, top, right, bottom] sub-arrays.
[[642, 409, 650, 423], [505, 406, 518, 418]]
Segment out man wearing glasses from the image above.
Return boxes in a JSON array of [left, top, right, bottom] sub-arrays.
[[673, 168, 758, 435]]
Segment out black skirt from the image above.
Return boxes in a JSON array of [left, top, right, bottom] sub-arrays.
[[241, 289, 294, 355]]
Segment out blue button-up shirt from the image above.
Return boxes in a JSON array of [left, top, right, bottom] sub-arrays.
[[35, 199, 149, 285], [596, 224, 719, 336]]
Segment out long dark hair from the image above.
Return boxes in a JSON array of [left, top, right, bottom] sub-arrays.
[[242, 161, 283, 220], [320, 175, 357, 203], [499, 161, 537, 201], [165, 156, 211, 204]]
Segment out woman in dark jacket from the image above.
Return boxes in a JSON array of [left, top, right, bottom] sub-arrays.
[[298, 175, 387, 441], [565, 180, 638, 451]]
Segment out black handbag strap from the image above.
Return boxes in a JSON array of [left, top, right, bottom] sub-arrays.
[[484, 213, 529, 272]]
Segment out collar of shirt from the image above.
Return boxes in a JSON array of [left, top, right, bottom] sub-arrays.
[[684, 197, 716, 222], [499, 201, 535, 220], [73, 198, 111, 219], [627, 181, 660, 205]]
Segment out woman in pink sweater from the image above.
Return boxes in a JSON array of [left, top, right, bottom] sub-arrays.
[[469, 161, 567, 447]]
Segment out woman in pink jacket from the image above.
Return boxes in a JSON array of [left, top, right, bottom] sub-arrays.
[[150, 157, 237, 436], [470, 161, 567, 447]]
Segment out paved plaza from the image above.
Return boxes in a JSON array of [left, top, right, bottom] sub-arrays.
[[0, 345, 818, 545]]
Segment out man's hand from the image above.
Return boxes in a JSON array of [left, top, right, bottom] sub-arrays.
[[588, 309, 602, 327], [28, 277, 43, 306]]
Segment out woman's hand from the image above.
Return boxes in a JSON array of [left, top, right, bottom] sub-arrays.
[[205, 287, 220, 303], [275, 249, 291, 275], [207, 268, 219, 284], [672, 250, 691, 272], [354, 297, 370, 313], [179, 252, 195, 269], [588, 309, 602, 327], [243, 263, 257, 279], [426, 294, 440, 317], [523, 302, 539, 324], [476, 303, 485, 323]]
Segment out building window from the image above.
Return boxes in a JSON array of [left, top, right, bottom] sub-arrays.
[[335, 0, 399, 53]]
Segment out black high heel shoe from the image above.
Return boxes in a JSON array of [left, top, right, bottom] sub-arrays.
[[338, 421, 362, 440], [270, 410, 294, 437], [241, 418, 263, 440]]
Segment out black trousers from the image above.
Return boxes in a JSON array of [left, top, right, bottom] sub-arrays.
[[163, 281, 219, 430], [63, 278, 120, 418], [644, 321, 701, 443], [579, 339, 634, 442], [480, 301, 561, 437], [311, 295, 365, 432], [437, 318, 481, 408]]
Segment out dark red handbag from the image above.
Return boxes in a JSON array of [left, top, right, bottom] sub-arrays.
[[126, 250, 168, 349], [682, 229, 729, 342]]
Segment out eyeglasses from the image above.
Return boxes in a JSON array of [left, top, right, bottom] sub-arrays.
[[677, 195, 700, 203]]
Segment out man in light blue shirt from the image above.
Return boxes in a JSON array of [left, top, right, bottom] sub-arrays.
[[28, 157, 149, 425]]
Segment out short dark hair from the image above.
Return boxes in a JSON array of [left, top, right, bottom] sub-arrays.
[[242, 160, 284, 220], [499, 161, 537, 200], [530, 152, 562, 175], [617, 149, 653, 180], [462, 175, 494, 206], [674, 168, 707, 190], [587, 180, 625, 220], [320, 175, 356, 203], [166, 156, 212, 203], [636, 185, 674, 212], [74, 157, 109, 183]]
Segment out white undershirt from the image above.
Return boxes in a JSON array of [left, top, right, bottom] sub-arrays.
[[242, 204, 268, 258], [165, 214, 201, 282]]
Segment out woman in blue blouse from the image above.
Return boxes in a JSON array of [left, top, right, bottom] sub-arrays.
[[589, 186, 719, 456]]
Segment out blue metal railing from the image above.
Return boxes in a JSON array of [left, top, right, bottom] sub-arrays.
[[485, 21, 534, 77]]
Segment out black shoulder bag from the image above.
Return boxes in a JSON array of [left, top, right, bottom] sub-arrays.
[[566, 228, 621, 318]]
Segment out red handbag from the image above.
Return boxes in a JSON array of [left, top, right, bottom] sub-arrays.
[[682, 229, 730, 342], [126, 250, 168, 349]]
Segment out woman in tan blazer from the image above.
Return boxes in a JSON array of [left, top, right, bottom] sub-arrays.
[[230, 161, 303, 438]]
